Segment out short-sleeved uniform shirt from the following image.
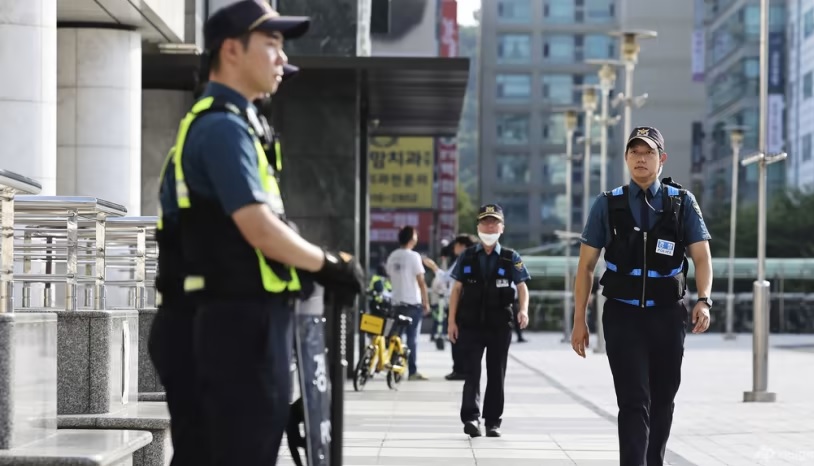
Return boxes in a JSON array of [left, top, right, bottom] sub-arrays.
[[450, 243, 531, 285], [580, 179, 711, 250]]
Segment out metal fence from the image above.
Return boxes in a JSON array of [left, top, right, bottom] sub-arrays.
[[0, 169, 158, 313]]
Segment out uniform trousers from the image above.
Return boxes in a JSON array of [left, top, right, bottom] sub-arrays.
[[194, 295, 294, 466], [603, 298, 687, 466], [458, 323, 512, 427], [148, 296, 209, 466]]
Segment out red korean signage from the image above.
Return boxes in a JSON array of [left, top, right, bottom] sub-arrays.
[[439, 0, 459, 58], [370, 210, 434, 244], [437, 138, 458, 242]]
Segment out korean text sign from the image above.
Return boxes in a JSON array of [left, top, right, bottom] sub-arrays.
[[369, 137, 435, 208]]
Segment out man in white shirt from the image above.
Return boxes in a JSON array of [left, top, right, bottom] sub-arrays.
[[386, 226, 431, 380]]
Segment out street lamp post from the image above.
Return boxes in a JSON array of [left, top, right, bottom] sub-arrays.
[[610, 30, 657, 183], [724, 125, 748, 341], [584, 60, 622, 354], [561, 109, 579, 343], [743, 0, 785, 403], [578, 85, 599, 227]]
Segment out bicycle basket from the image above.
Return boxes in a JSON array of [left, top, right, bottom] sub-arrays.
[[360, 313, 394, 336]]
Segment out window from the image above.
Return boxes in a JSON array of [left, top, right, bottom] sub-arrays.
[[498, 0, 531, 23], [543, 35, 576, 63], [497, 34, 531, 64], [584, 35, 615, 59], [804, 133, 812, 161], [493, 194, 528, 224], [543, 1, 574, 23], [584, 0, 615, 23], [496, 114, 530, 145], [542, 154, 566, 185], [743, 58, 759, 79], [496, 74, 531, 101], [805, 9, 814, 39], [496, 154, 531, 183], [543, 113, 568, 144], [542, 75, 573, 105], [804, 72, 813, 99]]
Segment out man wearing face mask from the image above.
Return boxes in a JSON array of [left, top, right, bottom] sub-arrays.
[[573, 127, 712, 466], [447, 204, 531, 438]]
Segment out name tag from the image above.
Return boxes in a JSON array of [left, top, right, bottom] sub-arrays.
[[496, 279, 509, 288], [655, 240, 675, 256]]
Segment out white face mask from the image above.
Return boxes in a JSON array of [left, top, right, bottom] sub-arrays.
[[478, 232, 500, 246]]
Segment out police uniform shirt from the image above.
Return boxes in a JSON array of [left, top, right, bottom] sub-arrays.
[[581, 179, 711, 251], [449, 243, 531, 286], [181, 82, 271, 215]]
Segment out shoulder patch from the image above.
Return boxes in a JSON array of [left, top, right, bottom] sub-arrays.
[[514, 260, 524, 271]]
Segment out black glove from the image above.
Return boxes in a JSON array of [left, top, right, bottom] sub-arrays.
[[312, 249, 365, 307]]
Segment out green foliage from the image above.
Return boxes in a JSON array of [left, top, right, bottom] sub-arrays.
[[706, 189, 814, 258], [456, 185, 478, 235]]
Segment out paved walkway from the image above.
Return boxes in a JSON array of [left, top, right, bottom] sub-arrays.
[[277, 331, 814, 465]]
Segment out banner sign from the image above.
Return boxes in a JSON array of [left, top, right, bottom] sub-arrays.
[[370, 210, 434, 244], [369, 137, 435, 209]]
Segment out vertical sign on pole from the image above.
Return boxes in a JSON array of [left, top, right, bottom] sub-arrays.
[[437, 0, 459, 243]]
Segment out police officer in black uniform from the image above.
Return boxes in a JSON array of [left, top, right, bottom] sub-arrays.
[[448, 204, 531, 438], [147, 58, 301, 466], [573, 127, 713, 466], [165, 2, 364, 465]]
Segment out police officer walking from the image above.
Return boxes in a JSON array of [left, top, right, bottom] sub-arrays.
[[448, 204, 531, 438], [572, 127, 713, 466], [166, 2, 364, 465]]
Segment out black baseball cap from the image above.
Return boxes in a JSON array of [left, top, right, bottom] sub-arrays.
[[477, 204, 504, 222], [627, 126, 665, 153], [204, 0, 310, 52]]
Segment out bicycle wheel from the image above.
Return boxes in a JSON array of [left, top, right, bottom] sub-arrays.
[[386, 349, 407, 390], [353, 345, 376, 392]]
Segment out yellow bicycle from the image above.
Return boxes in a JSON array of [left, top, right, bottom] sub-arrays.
[[353, 309, 412, 391]]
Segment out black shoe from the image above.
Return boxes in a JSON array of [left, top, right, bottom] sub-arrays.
[[517, 337, 528, 343], [486, 426, 501, 437], [445, 372, 466, 381], [463, 420, 482, 438]]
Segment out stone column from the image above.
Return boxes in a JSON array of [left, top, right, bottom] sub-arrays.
[[57, 27, 142, 215], [0, 0, 57, 194]]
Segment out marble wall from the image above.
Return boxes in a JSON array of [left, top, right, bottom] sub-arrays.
[[269, 70, 360, 254], [277, 0, 359, 57]]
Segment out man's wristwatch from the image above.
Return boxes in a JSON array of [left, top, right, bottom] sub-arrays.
[[697, 297, 712, 308]]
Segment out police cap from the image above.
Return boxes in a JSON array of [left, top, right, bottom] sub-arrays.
[[477, 204, 504, 222], [204, 0, 310, 52], [627, 126, 665, 153]]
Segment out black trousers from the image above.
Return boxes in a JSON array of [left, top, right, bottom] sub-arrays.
[[512, 300, 524, 340], [194, 295, 294, 466], [450, 338, 466, 374], [147, 297, 209, 466], [603, 299, 687, 466], [458, 324, 512, 427]]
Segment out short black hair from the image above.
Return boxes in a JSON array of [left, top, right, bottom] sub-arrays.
[[397, 226, 416, 246], [453, 234, 476, 248]]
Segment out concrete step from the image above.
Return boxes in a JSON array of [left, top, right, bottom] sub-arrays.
[[0, 429, 152, 465], [137, 393, 165, 402]]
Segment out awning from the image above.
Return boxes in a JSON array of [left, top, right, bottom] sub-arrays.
[[142, 53, 470, 137]]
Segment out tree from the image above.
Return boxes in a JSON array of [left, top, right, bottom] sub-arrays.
[[456, 184, 478, 235], [706, 189, 814, 258]]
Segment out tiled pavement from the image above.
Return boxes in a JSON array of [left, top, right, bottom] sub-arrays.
[[277, 331, 814, 465]]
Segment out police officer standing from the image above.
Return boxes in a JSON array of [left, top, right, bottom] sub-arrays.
[[168, 2, 364, 464], [448, 204, 530, 438], [148, 57, 302, 466], [573, 127, 712, 466]]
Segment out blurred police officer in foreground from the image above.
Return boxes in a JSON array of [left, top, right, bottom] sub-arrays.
[[148, 54, 301, 466], [166, 2, 364, 464], [573, 127, 712, 466], [448, 205, 530, 438]]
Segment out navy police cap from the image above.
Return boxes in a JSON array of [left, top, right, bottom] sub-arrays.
[[627, 126, 665, 153], [478, 204, 504, 222], [204, 0, 310, 52]]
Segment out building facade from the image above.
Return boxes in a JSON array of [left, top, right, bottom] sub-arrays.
[[696, 0, 786, 209], [478, 0, 705, 247], [786, 0, 814, 192]]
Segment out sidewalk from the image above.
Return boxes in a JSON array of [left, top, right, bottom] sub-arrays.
[[277, 331, 814, 465]]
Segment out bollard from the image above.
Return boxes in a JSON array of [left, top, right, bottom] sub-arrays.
[[725, 292, 736, 340], [743, 280, 776, 402]]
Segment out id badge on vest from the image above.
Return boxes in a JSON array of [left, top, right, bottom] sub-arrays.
[[656, 239, 675, 256], [496, 278, 510, 288]]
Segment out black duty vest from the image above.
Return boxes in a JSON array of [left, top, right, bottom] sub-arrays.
[[173, 96, 301, 299], [600, 183, 689, 307], [154, 147, 183, 305], [456, 246, 517, 328]]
